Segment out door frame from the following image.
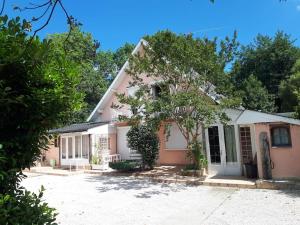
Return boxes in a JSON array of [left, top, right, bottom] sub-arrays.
[[205, 123, 242, 176]]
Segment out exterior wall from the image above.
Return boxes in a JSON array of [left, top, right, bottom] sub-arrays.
[[254, 123, 300, 179], [157, 123, 190, 165], [43, 140, 60, 167], [109, 133, 117, 154], [100, 72, 156, 122]]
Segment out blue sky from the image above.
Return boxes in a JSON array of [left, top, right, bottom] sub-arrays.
[[5, 0, 300, 50]]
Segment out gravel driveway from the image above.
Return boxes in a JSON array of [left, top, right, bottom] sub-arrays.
[[22, 174, 300, 225]]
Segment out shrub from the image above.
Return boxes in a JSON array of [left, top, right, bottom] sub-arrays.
[[109, 160, 141, 172], [0, 186, 57, 225], [127, 125, 159, 169]]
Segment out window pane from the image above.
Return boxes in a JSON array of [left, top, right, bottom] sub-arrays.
[[208, 126, 221, 163], [82, 135, 89, 159], [280, 128, 289, 145], [271, 127, 291, 146], [75, 136, 81, 158], [68, 137, 73, 159], [61, 138, 66, 159], [224, 125, 237, 162]]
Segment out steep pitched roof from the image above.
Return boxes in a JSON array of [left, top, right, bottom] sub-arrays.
[[87, 39, 147, 122]]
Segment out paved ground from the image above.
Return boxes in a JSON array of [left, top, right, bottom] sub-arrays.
[[22, 174, 300, 225]]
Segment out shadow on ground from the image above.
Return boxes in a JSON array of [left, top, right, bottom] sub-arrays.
[[279, 189, 300, 198], [85, 175, 188, 198]]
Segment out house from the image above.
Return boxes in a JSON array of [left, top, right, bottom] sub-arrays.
[[48, 39, 300, 179]]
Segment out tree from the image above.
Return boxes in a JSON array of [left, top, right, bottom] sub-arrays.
[[239, 75, 277, 113], [231, 31, 300, 111], [0, 15, 82, 223], [279, 59, 300, 117], [115, 31, 239, 169], [48, 26, 107, 123], [48, 28, 134, 123]]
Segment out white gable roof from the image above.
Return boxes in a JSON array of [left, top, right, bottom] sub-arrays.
[[87, 39, 147, 122]]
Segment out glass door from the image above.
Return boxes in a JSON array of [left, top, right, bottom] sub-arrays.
[[206, 125, 241, 176]]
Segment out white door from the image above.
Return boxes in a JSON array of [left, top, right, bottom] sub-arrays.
[[205, 124, 241, 176], [117, 126, 131, 160]]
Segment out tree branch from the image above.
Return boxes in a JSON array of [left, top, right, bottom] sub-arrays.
[[0, 0, 5, 15]]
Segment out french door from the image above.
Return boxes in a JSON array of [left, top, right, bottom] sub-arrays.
[[205, 124, 241, 176]]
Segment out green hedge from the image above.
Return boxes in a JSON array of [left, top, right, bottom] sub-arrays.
[[109, 160, 141, 172]]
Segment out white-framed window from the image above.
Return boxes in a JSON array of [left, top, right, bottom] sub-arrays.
[[127, 86, 139, 97], [61, 135, 89, 159], [165, 123, 188, 150], [61, 138, 66, 159]]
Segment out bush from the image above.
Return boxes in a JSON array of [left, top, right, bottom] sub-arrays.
[[127, 125, 159, 169], [0, 186, 57, 225], [109, 160, 141, 172]]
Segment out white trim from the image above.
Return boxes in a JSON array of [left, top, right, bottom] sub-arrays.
[[87, 39, 147, 122]]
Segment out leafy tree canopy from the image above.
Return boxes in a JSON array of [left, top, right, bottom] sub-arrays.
[[279, 59, 300, 118], [240, 75, 277, 113], [231, 31, 300, 111], [48, 27, 134, 123]]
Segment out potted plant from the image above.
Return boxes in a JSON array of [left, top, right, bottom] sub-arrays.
[[91, 155, 102, 170]]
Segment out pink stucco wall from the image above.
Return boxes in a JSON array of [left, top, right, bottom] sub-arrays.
[[254, 123, 300, 179], [44, 140, 60, 167], [100, 72, 155, 122], [109, 133, 117, 155]]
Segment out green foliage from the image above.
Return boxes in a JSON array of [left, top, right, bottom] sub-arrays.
[[186, 141, 208, 170], [0, 15, 84, 224], [109, 160, 141, 171], [279, 59, 300, 116], [0, 186, 57, 225], [115, 31, 239, 166], [232, 31, 300, 111], [127, 125, 159, 169], [47, 26, 105, 123], [48, 28, 134, 123], [239, 75, 277, 113], [0, 16, 82, 192], [91, 155, 101, 165]]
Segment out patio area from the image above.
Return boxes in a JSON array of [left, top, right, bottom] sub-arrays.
[[21, 173, 300, 225], [25, 165, 300, 189]]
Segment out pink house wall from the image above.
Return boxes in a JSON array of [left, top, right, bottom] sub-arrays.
[[254, 123, 300, 179], [109, 133, 117, 155], [101, 72, 154, 122], [44, 140, 60, 166]]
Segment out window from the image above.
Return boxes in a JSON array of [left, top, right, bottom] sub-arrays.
[[239, 127, 253, 164], [75, 136, 81, 158], [68, 137, 73, 159], [271, 126, 291, 147], [151, 84, 162, 99], [99, 137, 110, 150], [82, 135, 89, 159], [165, 123, 187, 149], [54, 138, 59, 147], [208, 126, 221, 163], [224, 125, 237, 162], [61, 138, 66, 159]]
